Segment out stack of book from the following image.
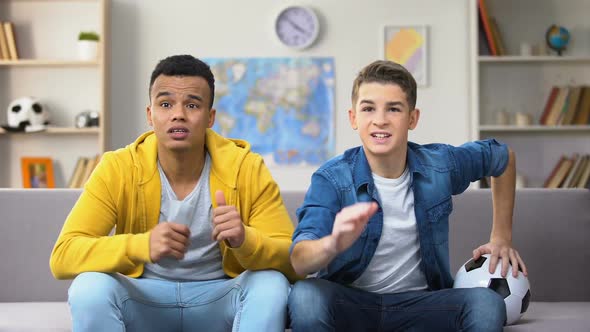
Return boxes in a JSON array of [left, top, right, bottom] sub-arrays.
[[0, 21, 19, 60], [478, 0, 506, 56], [544, 153, 590, 189], [540, 86, 590, 126], [68, 155, 101, 188]]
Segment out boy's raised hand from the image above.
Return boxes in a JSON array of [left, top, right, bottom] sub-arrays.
[[212, 190, 246, 248], [325, 202, 379, 255]]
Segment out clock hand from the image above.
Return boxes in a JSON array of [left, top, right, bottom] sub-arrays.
[[285, 17, 309, 35]]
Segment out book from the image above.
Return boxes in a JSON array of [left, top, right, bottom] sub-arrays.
[[576, 155, 590, 188], [573, 86, 590, 125], [68, 157, 88, 188], [478, 0, 497, 56], [545, 156, 573, 189], [560, 86, 583, 125], [79, 154, 101, 187], [0, 22, 10, 60], [477, 15, 491, 55], [489, 17, 506, 56], [570, 155, 588, 188], [561, 153, 580, 188], [543, 156, 565, 188], [539, 87, 559, 125], [3, 22, 19, 60], [545, 87, 569, 126]]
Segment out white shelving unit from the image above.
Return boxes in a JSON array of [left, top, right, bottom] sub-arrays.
[[0, 0, 109, 188], [469, 0, 590, 188]]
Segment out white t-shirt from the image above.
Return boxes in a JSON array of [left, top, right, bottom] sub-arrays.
[[352, 167, 428, 294]]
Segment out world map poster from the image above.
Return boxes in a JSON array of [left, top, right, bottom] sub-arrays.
[[205, 57, 335, 166]]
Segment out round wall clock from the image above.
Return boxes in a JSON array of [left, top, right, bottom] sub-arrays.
[[275, 6, 320, 50]]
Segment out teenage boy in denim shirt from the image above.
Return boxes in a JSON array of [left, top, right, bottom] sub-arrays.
[[288, 60, 528, 332]]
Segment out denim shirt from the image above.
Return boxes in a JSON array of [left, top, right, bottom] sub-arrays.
[[292, 139, 509, 290]]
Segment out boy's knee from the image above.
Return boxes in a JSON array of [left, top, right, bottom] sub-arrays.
[[68, 272, 121, 309], [242, 270, 290, 299], [465, 287, 506, 326], [289, 279, 335, 330]]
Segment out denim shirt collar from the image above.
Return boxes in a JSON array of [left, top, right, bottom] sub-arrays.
[[351, 144, 427, 196]]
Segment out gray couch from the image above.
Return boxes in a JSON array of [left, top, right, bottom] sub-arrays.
[[1, 188, 589, 331]]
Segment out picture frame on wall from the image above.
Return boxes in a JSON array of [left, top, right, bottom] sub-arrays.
[[383, 25, 428, 86], [21, 157, 55, 188]]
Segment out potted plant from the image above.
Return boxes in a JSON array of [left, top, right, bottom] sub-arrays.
[[77, 31, 100, 60]]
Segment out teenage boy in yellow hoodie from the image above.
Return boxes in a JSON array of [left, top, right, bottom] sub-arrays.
[[50, 54, 297, 332]]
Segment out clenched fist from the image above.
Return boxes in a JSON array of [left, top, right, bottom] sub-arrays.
[[149, 222, 191, 262]]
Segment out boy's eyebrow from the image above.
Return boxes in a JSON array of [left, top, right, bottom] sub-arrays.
[[155, 91, 171, 99], [154, 92, 203, 102], [359, 99, 405, 107], [187, 94, 203, 102]]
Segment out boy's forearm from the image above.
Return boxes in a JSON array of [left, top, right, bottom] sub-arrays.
[[291, 236, 338, 276], [490, 148, 516, 243]]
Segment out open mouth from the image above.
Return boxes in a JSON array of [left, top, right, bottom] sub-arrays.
[[371, 133, 391, 139], [168, 127, 188, 134]]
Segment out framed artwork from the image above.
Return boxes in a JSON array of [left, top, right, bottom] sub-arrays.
[[383, 25, 428, 86], [21, 157, 55, 188]]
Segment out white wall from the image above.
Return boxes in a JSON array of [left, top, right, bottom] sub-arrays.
[[109, 0, 471, 190]]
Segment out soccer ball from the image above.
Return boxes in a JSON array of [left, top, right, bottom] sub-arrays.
[[453, 254, 531, 325], [1, 97, 49, 132]]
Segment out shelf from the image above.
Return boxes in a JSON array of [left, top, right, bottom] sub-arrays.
[[480, 125, 590, 132], [0, 60, 100, 67], [0, 127, 99, 135], [479, 56, 590, 63]]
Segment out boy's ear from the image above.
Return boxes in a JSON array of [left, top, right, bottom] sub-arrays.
[[208, 108, 216, 128], [409, 108, 420, 130], [146, 105, 153, 127], [348, 108, 358, 130]]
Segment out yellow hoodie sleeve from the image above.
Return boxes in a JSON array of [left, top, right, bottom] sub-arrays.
[[228, 154, 301, 282], [49, 153, 152, 280]]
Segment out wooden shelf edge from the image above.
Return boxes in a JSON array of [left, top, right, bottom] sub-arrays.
[[0, 59, 100, 67], [479, 55, 590, 63], [480, 125, 590, 132], [0, 127, 99, 135]]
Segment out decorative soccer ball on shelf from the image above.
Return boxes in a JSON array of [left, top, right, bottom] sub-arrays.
[[1, 97, 50, 133], [453, 254, 531, 326], [545, 24, 570, 56]]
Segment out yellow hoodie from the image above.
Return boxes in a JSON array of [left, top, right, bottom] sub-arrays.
[[50, 129, 299, 282]]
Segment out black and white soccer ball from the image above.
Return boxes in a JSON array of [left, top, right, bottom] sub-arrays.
[[1, 96, 49, 132], [453, 254, 531, 325]]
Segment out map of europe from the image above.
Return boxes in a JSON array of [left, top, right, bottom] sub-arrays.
[[205, 57, 335, 166]]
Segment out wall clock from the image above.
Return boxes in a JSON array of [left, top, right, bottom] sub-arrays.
[[275, 6, 320, 50]]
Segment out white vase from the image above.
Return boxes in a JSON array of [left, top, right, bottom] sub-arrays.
[[77, 40, 98, 61]]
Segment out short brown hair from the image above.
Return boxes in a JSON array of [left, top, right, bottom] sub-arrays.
[[351, 60, 417, 110]]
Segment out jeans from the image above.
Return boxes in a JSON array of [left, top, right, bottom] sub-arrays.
[[288, 278, 506, 332], [68, 270, 290, 332]]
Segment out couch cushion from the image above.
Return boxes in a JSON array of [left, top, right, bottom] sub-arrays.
[[505, 302, 590, 331], [0, 302, 588, 331], [0, 189, 80, 302], [0, 302, 71, 332]]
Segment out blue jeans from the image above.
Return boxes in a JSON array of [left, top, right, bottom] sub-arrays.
[[288, 278, 506, 332], [68, 270, 290, 332]]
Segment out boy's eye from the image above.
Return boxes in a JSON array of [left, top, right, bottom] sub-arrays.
[[187, 103, 199, 109], [388, 107, 400, 112], [361, 107, 374, 112], [160, 102, 171, 108]]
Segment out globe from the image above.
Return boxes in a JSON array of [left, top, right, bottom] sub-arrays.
[[545, 25, 570, 56]]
